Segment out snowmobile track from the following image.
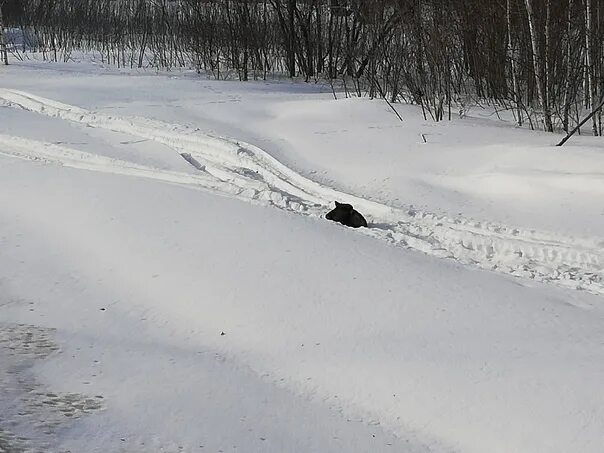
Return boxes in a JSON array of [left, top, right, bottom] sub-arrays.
[[0, 88, 602, 296]]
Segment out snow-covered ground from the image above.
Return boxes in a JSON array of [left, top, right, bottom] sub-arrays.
[[1, 59, 604, 453]]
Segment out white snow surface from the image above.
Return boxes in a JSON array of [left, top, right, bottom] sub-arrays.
[[1, 59, 604, 453]]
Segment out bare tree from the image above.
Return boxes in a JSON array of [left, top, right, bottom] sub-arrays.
[[563, 0, 575, 132], [585, 0, 598, 135], [1, 0, 602, 135], [507, 0, 522, 126], [524, 0, 553, 131], [0, 1, 9, 66]]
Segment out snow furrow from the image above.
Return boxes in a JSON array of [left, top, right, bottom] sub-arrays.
[[1, 88, 603, 295]]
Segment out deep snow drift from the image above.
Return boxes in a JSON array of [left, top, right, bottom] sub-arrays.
[[1, 88, 602, 295], [1, 59, 604, 453]]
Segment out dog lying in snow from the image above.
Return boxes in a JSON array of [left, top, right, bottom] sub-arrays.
[[325, 201, 368, 228]]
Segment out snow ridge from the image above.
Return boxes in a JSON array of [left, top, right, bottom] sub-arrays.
[[0, 88, 602, 295]]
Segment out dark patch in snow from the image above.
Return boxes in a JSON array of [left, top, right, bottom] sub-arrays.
[[0, 322, 104, 452]]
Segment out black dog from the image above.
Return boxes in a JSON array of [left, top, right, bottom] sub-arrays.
[[325, 201, 368, 228]]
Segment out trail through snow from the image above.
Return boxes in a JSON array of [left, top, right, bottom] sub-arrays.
[[1, 88, 602, 295]]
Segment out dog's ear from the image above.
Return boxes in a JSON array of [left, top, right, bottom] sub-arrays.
[[335, 201, 341, 207]]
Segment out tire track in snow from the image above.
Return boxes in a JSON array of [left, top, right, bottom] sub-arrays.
[[1, 88, 603, 296]]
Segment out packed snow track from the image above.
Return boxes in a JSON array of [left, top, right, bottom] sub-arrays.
[[1, 88, 602, 296]]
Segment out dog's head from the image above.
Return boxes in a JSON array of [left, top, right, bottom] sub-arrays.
[[326, 201, 354, 222]]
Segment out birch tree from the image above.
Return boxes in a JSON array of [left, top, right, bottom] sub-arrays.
[[585, 0, 598, 135], [524, 0, 553, 132]]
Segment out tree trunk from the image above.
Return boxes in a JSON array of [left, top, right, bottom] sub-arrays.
[[316, 2, 323, 74], [563, 0, 575, 132], [0, 6, 9, 66], [524, 0, 553, 131], [507, 0, 522, 126], [557, 94, 604, 145], [545, 0, 551, 125], [585, 0, 598, 135], [288, 0, 296, 77]]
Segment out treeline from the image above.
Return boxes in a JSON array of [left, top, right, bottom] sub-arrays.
[[2, 0, 604, 133]]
